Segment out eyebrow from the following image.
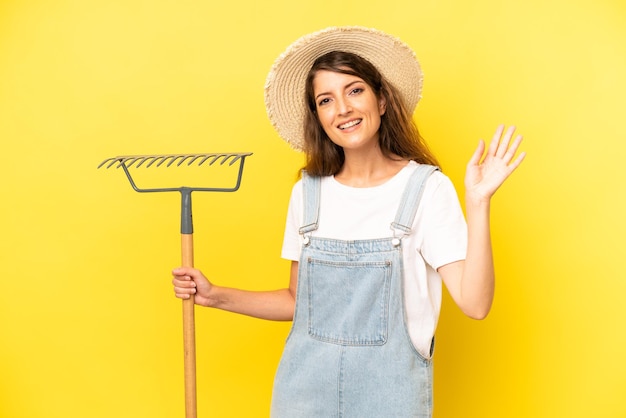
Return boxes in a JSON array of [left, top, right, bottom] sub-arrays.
[[314, 80, 364, 101]]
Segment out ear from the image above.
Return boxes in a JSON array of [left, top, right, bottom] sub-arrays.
[[378, 96, 387, 116]]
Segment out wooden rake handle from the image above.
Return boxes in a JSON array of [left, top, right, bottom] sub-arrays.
[[181, 233, 197, 418]]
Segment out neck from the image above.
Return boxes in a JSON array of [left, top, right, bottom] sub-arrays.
[[335, 150, 409, 188]]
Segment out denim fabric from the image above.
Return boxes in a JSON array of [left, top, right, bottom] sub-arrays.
[[271, 165, 438, 418]]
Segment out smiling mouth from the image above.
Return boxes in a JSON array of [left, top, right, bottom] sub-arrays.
[[338, 119, 362, 130]]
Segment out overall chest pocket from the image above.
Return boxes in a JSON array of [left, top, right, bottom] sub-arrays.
[[306, 258, 392, 346]]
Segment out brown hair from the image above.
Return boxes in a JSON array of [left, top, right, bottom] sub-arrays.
[[302, 51, 439, 176]]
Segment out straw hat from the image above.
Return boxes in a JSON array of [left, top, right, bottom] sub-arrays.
[[264, 26, 423, 151]]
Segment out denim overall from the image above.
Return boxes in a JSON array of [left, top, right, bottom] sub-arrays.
[[271, 164, 439, 418]]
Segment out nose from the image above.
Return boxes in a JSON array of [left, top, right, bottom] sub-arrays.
[[336, 97, 352, 115]]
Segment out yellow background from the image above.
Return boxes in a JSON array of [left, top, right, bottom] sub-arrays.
[[1, 0, 625, 417]]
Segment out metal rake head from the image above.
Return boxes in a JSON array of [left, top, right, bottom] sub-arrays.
[[98, 152, 253, 194]]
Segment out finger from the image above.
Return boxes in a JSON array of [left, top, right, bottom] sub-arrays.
[[174, 282, 197, 294], [174, 286, 196, 295], [467, 139, 485, 166], [175, 291, 193, 300], [502, 135, 524, 163], [507, 149, 526, 172], [486, 124, 505, 157], [495, 125, 516, 159], [172, 276, 196, 287]]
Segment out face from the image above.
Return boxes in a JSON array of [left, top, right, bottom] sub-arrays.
[[312, 70, 386, 152]]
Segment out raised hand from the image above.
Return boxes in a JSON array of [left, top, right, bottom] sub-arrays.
[[465, 125, 526, 203]]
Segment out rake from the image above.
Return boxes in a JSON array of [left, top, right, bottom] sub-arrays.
[[98, 152, 253, 418]]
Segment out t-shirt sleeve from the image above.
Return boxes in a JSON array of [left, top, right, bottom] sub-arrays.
[[281, 180, 303, 261], [418, 172, 468, 270]]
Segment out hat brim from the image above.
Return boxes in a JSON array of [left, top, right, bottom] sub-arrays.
[[264, 26, 423, 151]]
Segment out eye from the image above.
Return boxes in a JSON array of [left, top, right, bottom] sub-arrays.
[[317, 97, 331, 107], [349, 87, 364, 95]]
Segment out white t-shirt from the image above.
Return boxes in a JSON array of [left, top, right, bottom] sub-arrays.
[[281, 161, 467, 358]]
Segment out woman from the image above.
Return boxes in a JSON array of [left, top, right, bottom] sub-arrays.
[[173, 26, 525, 417]]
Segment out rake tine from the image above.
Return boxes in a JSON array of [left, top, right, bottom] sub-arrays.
[[97, 157, 123, 169], [197, 155, 212, 166], [97, 158, 115, 169], [157, 155, 174, 167], [108, 158, 123, 169], [166, 155, 184, 167], [187, 155, 204, 166], [167, 155, 182, 167], [147, 156, 165, 167], [227, 154, 242, 166], [207, 155, 221, 166], [158, 156, 174, 167], [219, 154, 232, 166], [125, 157, 141, 168], [135, 156, 152, 168], [177, 155, 195, 166], [162, 156, 174, 167], [223, 154, 240, 166]]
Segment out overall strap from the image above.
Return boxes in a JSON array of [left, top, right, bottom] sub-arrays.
[[299, 170, 321, 235], [391, 164, 440, 236]]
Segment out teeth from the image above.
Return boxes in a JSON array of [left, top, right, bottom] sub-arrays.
[[339, 119, 361, 130]]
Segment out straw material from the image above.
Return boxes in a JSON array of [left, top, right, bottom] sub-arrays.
[[264, 26, 423, 151]]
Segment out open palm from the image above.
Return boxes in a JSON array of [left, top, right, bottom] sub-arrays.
[[465, 125, 526, 202]]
